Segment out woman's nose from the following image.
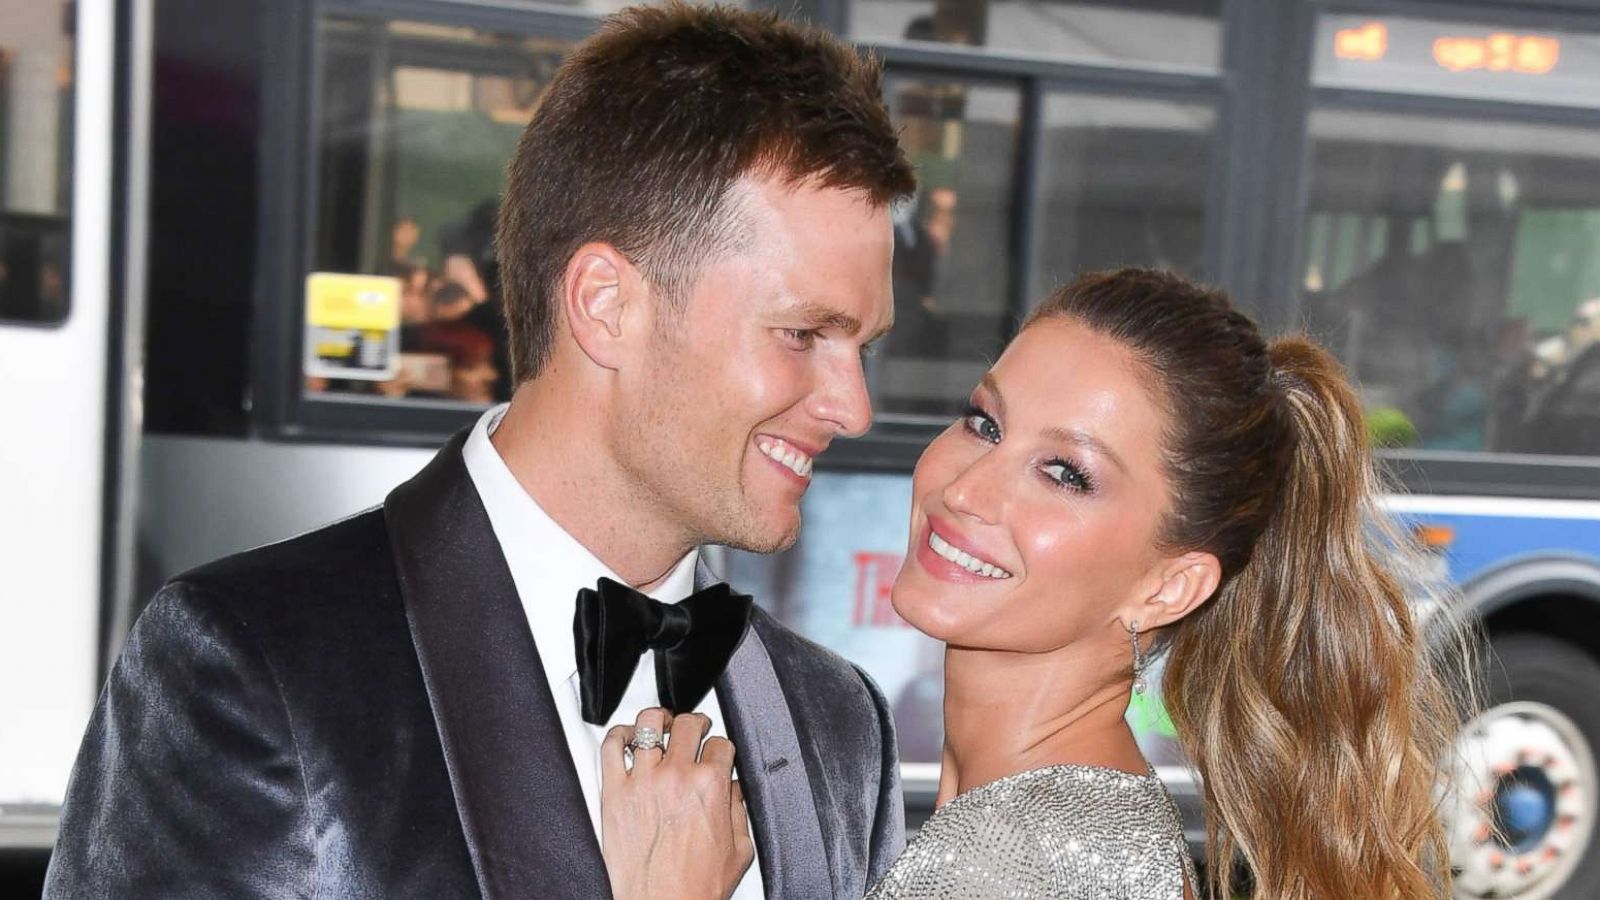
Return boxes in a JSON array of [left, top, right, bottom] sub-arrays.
[[941, 455, 1003, 526]]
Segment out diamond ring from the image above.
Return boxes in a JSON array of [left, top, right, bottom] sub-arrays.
[[627, 726, 665, 753]]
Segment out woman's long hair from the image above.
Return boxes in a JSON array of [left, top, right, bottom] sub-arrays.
[[1030, 269, 1477, 899]]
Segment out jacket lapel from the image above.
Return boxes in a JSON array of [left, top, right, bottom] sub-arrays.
[[700, 561, 834, 898], [387, 431, 610, 900]]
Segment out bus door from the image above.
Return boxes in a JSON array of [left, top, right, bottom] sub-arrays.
[[0, 0, 140, 851]]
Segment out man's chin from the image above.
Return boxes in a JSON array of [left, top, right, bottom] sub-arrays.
[[717, 511, 802, 555]]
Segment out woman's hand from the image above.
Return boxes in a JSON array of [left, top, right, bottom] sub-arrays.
[[600, 708, 754, 900]]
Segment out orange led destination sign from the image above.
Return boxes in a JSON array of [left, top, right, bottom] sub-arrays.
[[1333, 20, 1562, 75], [1434, 33, 1560, 74], [1335, 22, 1388, 62]]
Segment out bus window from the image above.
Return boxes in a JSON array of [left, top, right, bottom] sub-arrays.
[[1296, 108, 1600, 457], [308, 18, 578, 406], [1029, 91, 1214, 303], [0, 0, 73, 325], [878, 75, 1022, 421]]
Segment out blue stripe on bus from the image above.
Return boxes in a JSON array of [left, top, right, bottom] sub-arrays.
[[1392, 512, 1600, 585]]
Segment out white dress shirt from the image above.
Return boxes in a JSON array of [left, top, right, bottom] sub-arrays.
[[462, 404, 764, 899]]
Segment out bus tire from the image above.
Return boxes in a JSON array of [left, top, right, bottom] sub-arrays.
[[1453, 633, 1600, 900]]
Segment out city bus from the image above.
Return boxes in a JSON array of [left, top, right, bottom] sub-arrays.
[[6, 0, 1600, 897]]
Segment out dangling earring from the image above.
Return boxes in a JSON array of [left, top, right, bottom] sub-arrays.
[[1128, 619, 1149, 695]]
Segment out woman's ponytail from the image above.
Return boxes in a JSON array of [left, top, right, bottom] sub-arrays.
[[1164, 336, 1472, 899]]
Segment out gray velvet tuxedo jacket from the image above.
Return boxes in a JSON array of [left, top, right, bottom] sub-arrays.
[[45, 431, 905, 899]]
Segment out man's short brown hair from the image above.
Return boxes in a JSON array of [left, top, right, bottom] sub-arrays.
[[495, 1, 917, 384]]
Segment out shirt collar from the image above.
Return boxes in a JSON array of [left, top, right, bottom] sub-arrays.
[[461, 403, 700, 688]]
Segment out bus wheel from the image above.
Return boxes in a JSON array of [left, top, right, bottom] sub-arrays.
[[1451, 634, 1600, 900]]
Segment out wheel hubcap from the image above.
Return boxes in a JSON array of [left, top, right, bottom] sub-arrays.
[[1451, 702, 1597, 899], [1494, 767, 1558, 852]]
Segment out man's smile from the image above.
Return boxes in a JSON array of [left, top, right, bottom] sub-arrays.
[[755, 435, 816, 480]]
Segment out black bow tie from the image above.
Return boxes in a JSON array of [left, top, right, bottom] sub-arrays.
[[573, 577, 754, 726]]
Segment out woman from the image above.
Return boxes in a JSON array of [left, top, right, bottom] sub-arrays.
[[599, 268, 1475, 899]]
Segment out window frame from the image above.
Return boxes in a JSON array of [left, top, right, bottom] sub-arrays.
[[1284, 0, 1600, 499], [255, 0, 1234, 462], [254, 0, 597, 446], [837, 56, 1227, 470], [250, 0, 1600, 497]]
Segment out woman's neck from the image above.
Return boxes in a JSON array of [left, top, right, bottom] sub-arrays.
[[936, 641, 1144, 806]]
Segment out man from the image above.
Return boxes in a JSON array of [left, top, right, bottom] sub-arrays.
[[44, 4, 916, 898]]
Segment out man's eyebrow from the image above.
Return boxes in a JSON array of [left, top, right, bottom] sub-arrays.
[[789, 301, 863, 335]]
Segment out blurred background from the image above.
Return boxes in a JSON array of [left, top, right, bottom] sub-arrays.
[[6, 0, 1600, 896]]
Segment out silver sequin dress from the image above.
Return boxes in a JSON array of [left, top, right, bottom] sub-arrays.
[[865, 765, 1197, 899]]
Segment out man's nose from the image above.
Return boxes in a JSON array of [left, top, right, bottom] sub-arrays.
[[811, 353, 873, 438]]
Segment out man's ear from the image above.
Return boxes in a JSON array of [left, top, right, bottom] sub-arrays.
[[561, 242, 645, 370], [1125, 551, 1221, 632]]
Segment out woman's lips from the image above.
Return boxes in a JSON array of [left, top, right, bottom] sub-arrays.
[[915, 519, 1013, 583]]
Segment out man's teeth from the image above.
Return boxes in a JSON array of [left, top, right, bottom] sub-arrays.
[[757, 438, 814, 478], [928, 531, 1012, 579]]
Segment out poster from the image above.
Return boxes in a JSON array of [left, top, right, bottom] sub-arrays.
[[304, 272, 402, 381]]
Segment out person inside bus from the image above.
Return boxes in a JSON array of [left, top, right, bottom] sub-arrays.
[[414, 318, 500, 405], [429, 277, 479, 323], [443, 197, 516, 404], [43, 4, 916, 898], [597, 268, 1476, 900], [395, 262, 435, 339], [390, 214, 423, 271], [886, 185, 958, 397]]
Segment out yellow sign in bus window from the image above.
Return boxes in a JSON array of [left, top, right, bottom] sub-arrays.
[[303, 272, 402, 381]]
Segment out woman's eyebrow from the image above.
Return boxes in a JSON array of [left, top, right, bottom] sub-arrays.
[[978, 373, 1007, 419], [1042, 425, 1128, 475]]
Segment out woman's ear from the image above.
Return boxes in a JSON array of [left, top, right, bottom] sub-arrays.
[[561, 242, 643, 370], [1127, 551, 1221, 631]]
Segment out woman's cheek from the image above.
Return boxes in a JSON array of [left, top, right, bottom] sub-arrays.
[[920, 426, 977, 484], [1015, 509, 1091, 589], [909, 435, 951, 498]]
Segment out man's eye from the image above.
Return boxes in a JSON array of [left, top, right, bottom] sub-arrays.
[[781, 328, 818, 349]]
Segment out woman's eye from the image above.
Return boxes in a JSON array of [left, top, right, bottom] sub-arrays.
[[962, 408, 1001, 443], [1042, 460, 1094, 493]]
